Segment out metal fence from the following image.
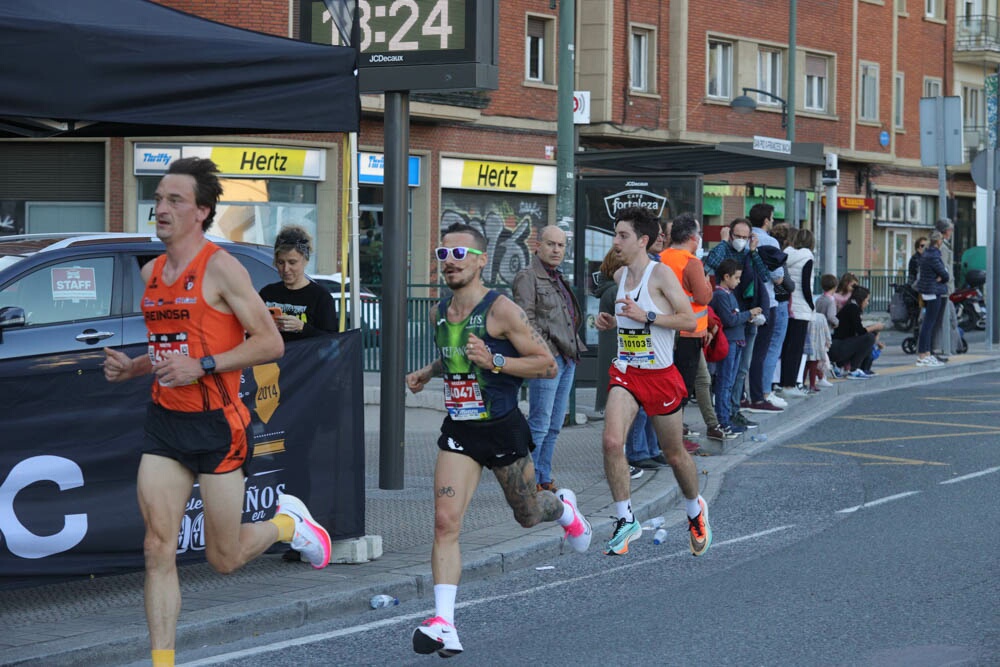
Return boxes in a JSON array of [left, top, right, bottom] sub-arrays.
[[847, 269, 907, 313]]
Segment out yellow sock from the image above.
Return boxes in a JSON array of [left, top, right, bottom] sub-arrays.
[[151, 649, 175, 667], [270, 513, 295, 543]]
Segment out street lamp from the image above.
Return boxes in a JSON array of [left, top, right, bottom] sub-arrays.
[[730, 87, 788, 128], [731, 86, 795, 222]]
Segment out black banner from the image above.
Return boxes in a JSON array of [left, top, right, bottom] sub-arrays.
[[0, 332, 364, 587]]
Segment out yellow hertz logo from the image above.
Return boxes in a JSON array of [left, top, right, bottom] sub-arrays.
[[210, 147, 308, 176], [253, 363, 281, 423], [461, 161, 534, 191]]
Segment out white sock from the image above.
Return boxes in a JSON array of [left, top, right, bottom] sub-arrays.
[[434, 584, 458, 625], [556, 499, 575, 527], [614, 500, 634, 522], [685, 496, 702, 519]]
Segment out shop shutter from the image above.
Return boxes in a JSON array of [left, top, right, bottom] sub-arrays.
[[0, 142, 105, 201]]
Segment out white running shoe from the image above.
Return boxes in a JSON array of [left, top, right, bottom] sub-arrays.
[[555, 488, 592, 553], [765, 393, 788, 408], [817, 378, 834, 388], [413, 616, 463, 657], [276, 494, 331, 570]]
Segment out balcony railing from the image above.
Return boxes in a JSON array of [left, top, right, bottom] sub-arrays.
[[956, 14, 1000, 52]]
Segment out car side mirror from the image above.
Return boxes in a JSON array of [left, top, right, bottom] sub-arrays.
[[0, 306, 26, 330]]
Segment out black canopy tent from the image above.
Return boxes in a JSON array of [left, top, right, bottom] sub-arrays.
[[0, 0, 359, 137], [575, 142, 827, 175]]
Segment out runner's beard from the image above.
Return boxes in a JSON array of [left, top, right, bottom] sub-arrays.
[[443, 269, 475, 290]]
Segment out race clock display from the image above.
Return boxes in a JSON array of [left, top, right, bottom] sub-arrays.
[[356, 0, 498, 93], [359, 0, 467, 61]]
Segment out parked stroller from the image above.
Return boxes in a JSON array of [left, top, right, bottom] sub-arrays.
[[889, 282, 920, 332], [898, 290, 969, 355]]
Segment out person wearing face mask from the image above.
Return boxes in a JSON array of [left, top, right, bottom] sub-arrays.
[[703, 217, 770, 433]]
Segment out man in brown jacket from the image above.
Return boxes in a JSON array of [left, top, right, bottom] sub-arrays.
[[512, 225, 586, 491]]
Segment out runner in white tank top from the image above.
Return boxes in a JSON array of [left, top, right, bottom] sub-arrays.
[[615, 261, 676, 369], [593, 206, 714, 562]]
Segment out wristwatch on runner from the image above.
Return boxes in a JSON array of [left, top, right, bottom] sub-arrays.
[[491, 352, 506, 374], [200, 356, 217, 375], [646, 310, 657, 325]]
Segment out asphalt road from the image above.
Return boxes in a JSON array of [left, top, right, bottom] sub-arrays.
[[146, 372, 999, 667]]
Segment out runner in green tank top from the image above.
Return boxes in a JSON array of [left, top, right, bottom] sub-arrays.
[[405, 222, 593, 657]]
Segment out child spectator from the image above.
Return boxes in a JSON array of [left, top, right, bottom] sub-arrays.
[[709, 259, 762, 434], [814, 274, 839, 330]]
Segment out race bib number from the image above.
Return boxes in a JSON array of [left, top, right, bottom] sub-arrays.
[[443, 373, 487, 421], [148, 332, 192, 385], [617, 327, 655, 367]]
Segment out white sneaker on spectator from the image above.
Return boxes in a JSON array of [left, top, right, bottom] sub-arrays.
[[765, 393, 788, 408], [779, 386, 809, 398], [817, 378, 834, 388]]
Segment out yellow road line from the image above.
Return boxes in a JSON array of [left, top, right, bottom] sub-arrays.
[[786, 444, 947, 465], [837, 415, 1000, 431], [786, 430, 999, 447], [923, 396, 1000, 404]]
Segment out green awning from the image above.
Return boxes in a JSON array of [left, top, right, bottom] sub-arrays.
[[703, 196, 723, 216], [745, 196, 785, 218]]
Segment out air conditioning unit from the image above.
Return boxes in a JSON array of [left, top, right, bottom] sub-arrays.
[[905, 195, 924, 223], [887, 195, 905, 221]]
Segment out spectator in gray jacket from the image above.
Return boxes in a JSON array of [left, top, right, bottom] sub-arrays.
[[512, 225, 586, 491]]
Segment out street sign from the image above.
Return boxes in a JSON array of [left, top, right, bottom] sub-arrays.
[[970, 148, 1000, 189], [919, 96, 964, 166], [753, 135, 791, 154], [573, 91, 590, 125]]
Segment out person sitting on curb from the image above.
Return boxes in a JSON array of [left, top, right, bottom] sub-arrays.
[[829, 285, 884, 379]]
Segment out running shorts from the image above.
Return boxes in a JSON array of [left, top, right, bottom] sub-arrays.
[[143, 402, 252, 475], [607, 362, 686, 417], [437, 407, 533, 469]]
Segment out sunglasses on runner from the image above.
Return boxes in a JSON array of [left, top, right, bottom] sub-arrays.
[[435, 246, 483, 261]]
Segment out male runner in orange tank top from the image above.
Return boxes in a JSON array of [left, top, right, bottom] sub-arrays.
[[103, 158, 331, 667]]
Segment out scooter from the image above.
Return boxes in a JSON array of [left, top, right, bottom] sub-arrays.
[[950, 269, 987, 331]]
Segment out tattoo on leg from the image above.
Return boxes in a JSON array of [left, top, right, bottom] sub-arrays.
[[494, 457, 562, 526], [437, 486, 455, 498]]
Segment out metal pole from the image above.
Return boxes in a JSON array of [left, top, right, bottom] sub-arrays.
[[785, 0, 797, 223], [935, 95, 951, 356], [379, 91, 408, 490], [824, 153, 838, 275], [556, 0, 577, 420], [987, 142, 995, 350]]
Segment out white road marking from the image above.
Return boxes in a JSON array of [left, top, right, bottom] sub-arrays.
[[836, 491, 921, 514], [939, 465, 1000, 485], [178, 525, 795, 666]]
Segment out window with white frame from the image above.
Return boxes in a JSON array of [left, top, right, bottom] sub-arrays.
[[630, 27, 655, 93], [525, 16, 553, 84], [707, 40, 733, 99], [925, 0, 943, 18], [860, 62, 879, 121], [963, 85, 984, 128], [757, 49, 783, 105], [804, 54, 828, 112], [894, 73, 905, 128], [924, 77, 942, 98]]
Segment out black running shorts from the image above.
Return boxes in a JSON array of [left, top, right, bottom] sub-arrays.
[[143, 402, 253, 475], [437, 408, 533, 469]]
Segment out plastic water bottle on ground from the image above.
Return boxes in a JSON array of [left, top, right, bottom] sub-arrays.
[[370, 594, 399, 609], [653, 528, 668, 545], [750, 433, 768, 443], [641, 516, 665, 530]]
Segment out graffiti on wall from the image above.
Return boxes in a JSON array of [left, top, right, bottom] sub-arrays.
[[440, 193, 549, 285]]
